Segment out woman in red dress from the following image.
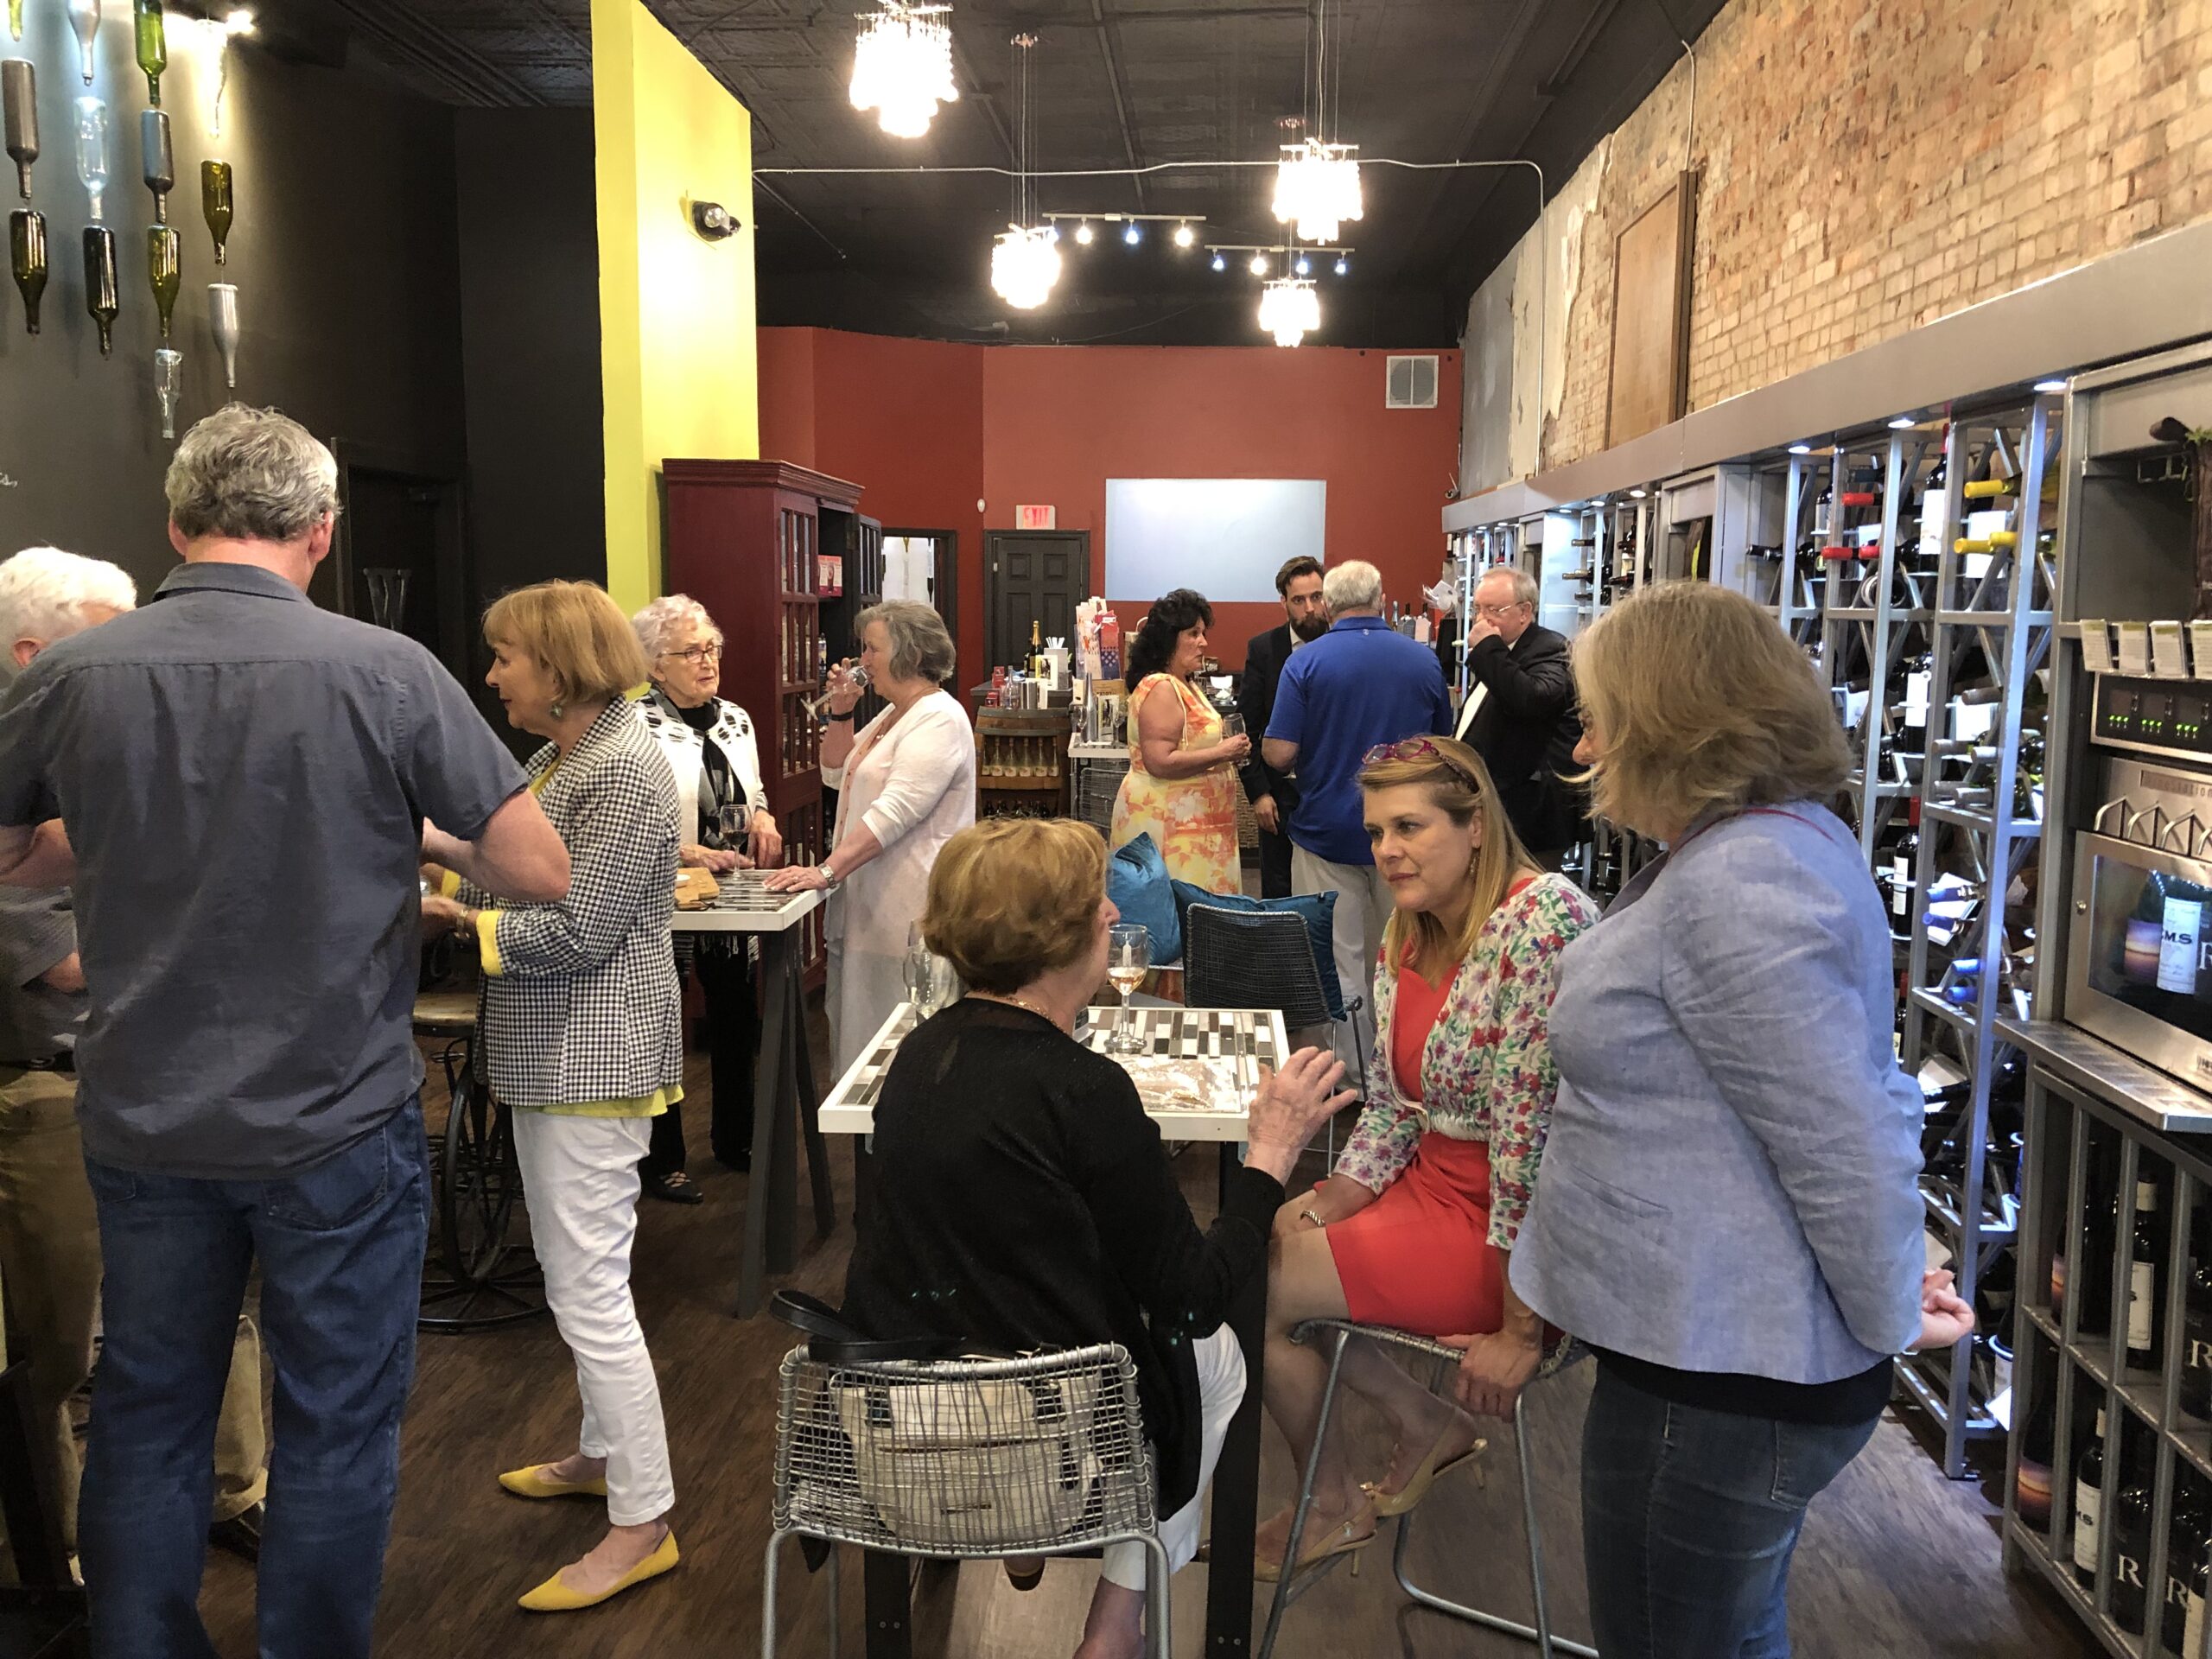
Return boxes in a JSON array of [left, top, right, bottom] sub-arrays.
[[1255, 736, 1598, 1579]]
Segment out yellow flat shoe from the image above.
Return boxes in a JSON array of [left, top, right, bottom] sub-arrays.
[[499, 1464, 610, 1500], [518, 1530, 679, 1612]]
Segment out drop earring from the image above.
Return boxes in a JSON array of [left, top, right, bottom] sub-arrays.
[[550, 698, 566, 721]]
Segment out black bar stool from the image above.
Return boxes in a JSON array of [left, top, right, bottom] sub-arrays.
[[415, 991, 546, 1332]]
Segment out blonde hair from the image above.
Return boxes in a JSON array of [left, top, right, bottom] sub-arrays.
[[923, 819, 1106, 995], [1361, 736, 1530, 975], [482, 580, 649, 708], [1574, 582, 1848, 836]]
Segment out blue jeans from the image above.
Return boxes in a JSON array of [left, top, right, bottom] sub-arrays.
[[1580, 1361, 1880, 1659], [79, 1098, 429, 1659]]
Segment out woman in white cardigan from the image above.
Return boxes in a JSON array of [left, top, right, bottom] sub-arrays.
[[766, 601, 975, 1072]]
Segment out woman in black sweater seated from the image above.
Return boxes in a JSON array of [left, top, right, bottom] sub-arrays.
[[841, 818, 1353, 1659]]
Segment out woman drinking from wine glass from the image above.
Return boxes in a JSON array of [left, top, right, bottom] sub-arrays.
[[1109, 588, 1248, 895], [631, 594, 785, 1192], [765, 601, 975, 1072]]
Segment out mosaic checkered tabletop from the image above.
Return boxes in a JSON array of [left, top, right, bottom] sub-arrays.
[[669, 871, 824, 933], [819, 1002, 1287, 1144]]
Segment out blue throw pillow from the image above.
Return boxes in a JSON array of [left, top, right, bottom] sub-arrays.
[[1168, 880, 1344, 1021], [1107, 834, 1181, 964]]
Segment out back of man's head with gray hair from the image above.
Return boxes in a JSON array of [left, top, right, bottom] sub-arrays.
[[632, 593, 718, 662], [166, 404, 341, 544], [1321, 559, 1384, 615], [0, 546, 138, 658], [1478, 564, 1540, 610]]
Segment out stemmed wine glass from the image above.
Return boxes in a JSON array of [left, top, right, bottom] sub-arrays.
[[905, 922, 957, 1018], [1106, 925, 1151, 1055]]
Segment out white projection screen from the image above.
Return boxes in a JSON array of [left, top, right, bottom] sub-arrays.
[[1104, 479, 1327, 603]]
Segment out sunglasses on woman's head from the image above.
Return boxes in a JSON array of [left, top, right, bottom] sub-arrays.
[[1361, 736, 1484, 791]]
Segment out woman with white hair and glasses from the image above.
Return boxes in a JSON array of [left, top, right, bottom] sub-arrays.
[[765, 600, 974, 1072], [631, 594, 784, 1196]]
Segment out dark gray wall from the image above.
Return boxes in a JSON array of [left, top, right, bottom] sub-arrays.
[[0, 20, 466, 598]]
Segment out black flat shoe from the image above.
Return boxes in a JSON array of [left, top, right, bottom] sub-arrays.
[[644, 1171, 705, 1205], [713, 1148, 753, 1174], [210, 1503, 264, 1565]]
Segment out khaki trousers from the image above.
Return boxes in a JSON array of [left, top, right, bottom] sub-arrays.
[[0, 1068, 267, 1551]]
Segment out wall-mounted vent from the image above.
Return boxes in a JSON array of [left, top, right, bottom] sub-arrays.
[[1386, 354, 1439, 410]]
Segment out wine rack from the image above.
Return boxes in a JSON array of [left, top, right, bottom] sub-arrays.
[[976, 707, 1072, 821]]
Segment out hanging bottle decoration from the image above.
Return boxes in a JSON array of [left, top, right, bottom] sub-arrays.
[[131, 0, 162, 106], [67, 1, 99, 86], [82, 223, 116, 354], [75, 96, 108, 222], [146, 222, 176, 339], [139, 108, 170, 224], [153, 345, 181, 438], [207, 280, 237, 387], [200, 159, 230, 264], [206, 10, 253, 139], [3, 59, 36, 200], [8, 206, 43, 333], [6, 2, 20, 44]]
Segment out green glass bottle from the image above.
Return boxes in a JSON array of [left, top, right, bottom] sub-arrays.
[[82, 224, 117, 355], [200, 159, 232, 265], [133, 0, 165, 106], [9, 206, 43, 334], [7, 0, 22, 42], [146, 223, 177, 340]]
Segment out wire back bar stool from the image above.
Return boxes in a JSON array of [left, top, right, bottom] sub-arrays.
[[765, 1340, 1172, 1658], [1257, 1318, 1598, 1659]]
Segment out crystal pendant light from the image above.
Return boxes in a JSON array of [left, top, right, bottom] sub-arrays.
[[1272, 139, 1363, 245], [1257, 276, 1319, 348], [849, 3, 957, 140], [989, 225, 1059, 311]]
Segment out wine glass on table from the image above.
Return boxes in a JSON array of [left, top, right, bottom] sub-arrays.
[[714, 803, 751, 868], [1106, 925, 1151, 1055]]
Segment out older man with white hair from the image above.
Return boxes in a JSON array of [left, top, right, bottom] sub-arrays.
[[1455, 563, 1584, 863], [1262, 559, 1452, 1075], [0, 548, 273, 1571], [0, 405, 571, 1659]]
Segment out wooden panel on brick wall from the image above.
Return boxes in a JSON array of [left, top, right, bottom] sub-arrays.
[[1606, 171, 1699, 448]]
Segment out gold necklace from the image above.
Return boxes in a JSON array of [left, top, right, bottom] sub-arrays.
[[971, 990, 1068, 1031]]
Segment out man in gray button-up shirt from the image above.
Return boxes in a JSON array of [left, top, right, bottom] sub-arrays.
[[0, 407, 570, 1659]]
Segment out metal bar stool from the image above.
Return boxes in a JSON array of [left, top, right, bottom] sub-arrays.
[[1259, 1319, 1596, 1659], [764, 1341, 1171, 1659], [414, 990, 546, 1332]]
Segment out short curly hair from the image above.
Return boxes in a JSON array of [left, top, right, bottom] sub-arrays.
[[922, 819, 1106, 995], [1126, 588, 1213, 683]]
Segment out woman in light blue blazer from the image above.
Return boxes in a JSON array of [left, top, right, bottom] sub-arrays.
[[1511, 583, 1974, 1659]]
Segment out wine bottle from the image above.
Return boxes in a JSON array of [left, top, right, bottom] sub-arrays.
[[1891, 820, 1921, 926], [2188, 1529, 2210, 1659], [2133, 1174, 2167, 1370], [208, 281, 238, 387], [2076, 1404, 2108, 1586], [200, 159, 232, 265], [132, 0, 164, 106], [152, 344, 181, 439], [2017, 1389, 2056, 1529], [1918, 454, 1948, 576], [1902, 652, 1932, 759], [2114, 1426, 2155, 1633], [2188, 1202, 2212, 1420], [2167, 1476, 2207, 1653], [146, 224, 177, 341], [81, 224, 116, 357], [5, 0, 18, 42], [67, 1, 99, 87], [140, 109, 171, 226], [3, 58, 35, 201], [8, 205, 42, 334], [75, 95, 107, 223]]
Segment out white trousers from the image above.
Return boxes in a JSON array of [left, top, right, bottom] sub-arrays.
[[510, 1110, 675, 1527], [1101, 1325, 1246, 1592], [1291, 844, 1394, 1079]]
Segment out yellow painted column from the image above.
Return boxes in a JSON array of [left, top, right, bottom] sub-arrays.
[[593, 0, 760, 610]]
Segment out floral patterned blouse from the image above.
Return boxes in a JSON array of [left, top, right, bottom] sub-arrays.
[[1337, 873, 1598, 1249]]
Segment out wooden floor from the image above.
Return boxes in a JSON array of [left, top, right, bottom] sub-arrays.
[[188, 999, 2101, 1658]]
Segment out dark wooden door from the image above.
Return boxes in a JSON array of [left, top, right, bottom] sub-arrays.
[[986, 531, 1090, 670]]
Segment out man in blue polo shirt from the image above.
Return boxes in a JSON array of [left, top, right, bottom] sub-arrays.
[[1263, 559, 1452, 1072]]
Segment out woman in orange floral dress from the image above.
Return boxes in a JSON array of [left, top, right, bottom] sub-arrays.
[[1109, 588, 1249, 894]]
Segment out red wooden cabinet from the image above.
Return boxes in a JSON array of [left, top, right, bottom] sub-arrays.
[[664, 459, 868, 983]]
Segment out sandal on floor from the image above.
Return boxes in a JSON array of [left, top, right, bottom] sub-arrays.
[[644, 1170, 705, 1205]]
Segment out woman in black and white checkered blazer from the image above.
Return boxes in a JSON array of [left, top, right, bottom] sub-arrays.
[[422, 580, 684, 1614]]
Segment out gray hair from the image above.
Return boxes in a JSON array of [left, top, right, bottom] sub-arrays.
[[1321, 559, 1384, 615], [632, 593, 719, 663], [1477, 565, 1540, 609], [0, 547, 137, 655], [856, 600, 957, 685], [165, 404, 341, 543]]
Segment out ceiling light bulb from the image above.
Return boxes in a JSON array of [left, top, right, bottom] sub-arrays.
[[2034, 378, 2066, 393], [1123, 221, 1142, 245], [1888, 416, 1916, 429], [1788, 443, 1814, 455], [1628, 488, 1649, 499], [1249, 252, 1268, 276], [851, 3, 960, 140], [1074, 220, 1094, 245], [224, 8, 256, 33], [1173, 221, 1196, 249], [1333, 256, 1348, 276], [990, 224, 1061, 311], [1210, 251, 1225, 272], [1294, 254, 1310, 276]]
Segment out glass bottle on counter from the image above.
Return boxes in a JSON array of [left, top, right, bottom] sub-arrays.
[[2132, 1173, 2167, 1371], [2076, 1404, 2107, 1586]]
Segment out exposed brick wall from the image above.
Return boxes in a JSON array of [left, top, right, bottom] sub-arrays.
[[1468, 0, 2206, 484]]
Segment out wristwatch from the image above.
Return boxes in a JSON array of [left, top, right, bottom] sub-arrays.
[[817, 863, 839, 887]]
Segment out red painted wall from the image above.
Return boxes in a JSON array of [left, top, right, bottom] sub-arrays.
[[754, 327, 1462, 677]]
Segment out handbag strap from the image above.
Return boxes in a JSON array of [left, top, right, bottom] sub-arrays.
[[771, 1288, 993, 1367]]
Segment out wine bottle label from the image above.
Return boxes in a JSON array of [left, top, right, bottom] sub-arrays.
[[1892, 857, 1910, 917], [1905, 670, 1932, 723], [2133, 1260, 2159, 1350], [2189, 1325, 2212, 1414], [2162, 897, 2204, 995], [2076, 1484, 2102, 1570], [2187, 1586, 2204, 1655]]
